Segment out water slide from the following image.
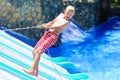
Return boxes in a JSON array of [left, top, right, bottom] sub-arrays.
[[0, 25, 89, 79], [1, 16, 120, 80]]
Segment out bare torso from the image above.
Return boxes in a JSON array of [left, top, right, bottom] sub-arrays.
[[48, 13, 70, 35]]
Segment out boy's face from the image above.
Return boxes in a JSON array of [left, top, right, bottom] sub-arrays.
[[64, 10, 74, 20]]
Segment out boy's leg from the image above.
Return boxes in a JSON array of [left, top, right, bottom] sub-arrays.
[[23, 48, 41, 77], [23, 32, 58, 76]]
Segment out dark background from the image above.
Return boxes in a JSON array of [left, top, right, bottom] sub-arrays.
[[0, 0, 120, 46]]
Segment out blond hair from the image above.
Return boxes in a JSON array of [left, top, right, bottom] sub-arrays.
[[65, 5, 75, 14]]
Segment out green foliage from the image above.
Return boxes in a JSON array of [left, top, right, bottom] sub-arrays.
[[111, 0, 120, 6]]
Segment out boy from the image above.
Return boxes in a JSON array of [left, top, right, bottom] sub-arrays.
[[23, 5, 75, 77]]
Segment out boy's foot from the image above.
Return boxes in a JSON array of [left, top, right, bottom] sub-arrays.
[[34, 69, 38, 77], [23, 68, 38, 77]]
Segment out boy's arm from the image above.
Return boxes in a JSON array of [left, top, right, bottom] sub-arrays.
[[37, 20, 56, 29], [37, 13, 63, 29], [36, 18, 56, 29], [45, 20, 70, 29]]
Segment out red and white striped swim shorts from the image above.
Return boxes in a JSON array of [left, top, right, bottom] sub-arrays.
[[34, 31, 58, 53]]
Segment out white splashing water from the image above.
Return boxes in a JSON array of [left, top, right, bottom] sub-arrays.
[[62, 20, 120, 80]]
